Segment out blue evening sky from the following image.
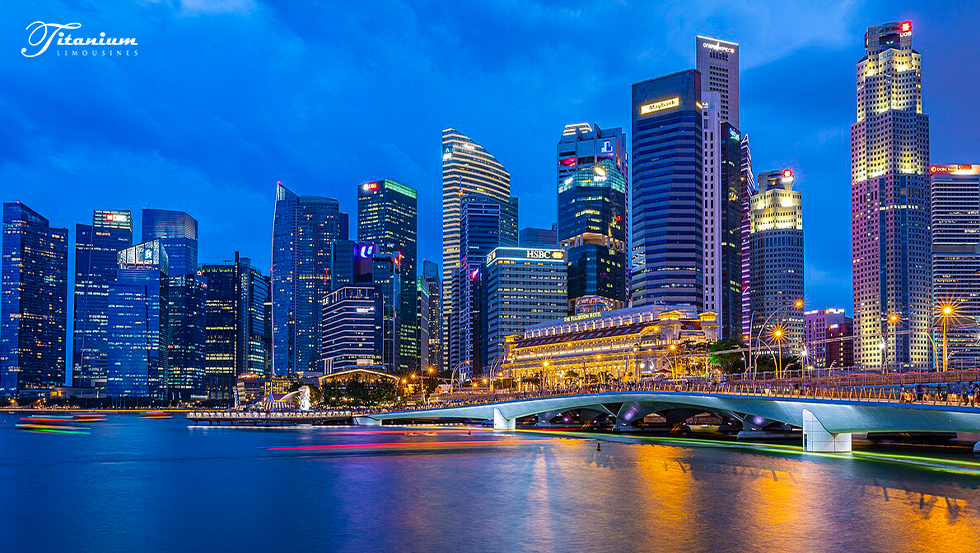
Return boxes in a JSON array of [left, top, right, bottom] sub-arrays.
[[4, 1, 979, 312]]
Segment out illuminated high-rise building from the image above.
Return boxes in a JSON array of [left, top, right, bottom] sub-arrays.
[[695, 36, 739, 128], [142, 209, 198, 276], [422, 259, 441, 370], [557, 123, 628, 313], [0, 203, 68, 397], [201, 253, 270, 400], [749, 170, 804, 344], [448, 194, 517, 377], [631, 70, 703, 309], [739, 135, 756, 339], [701, 93, 743, 338], [851, 21, 931, 370], [441, 129, 511, 369], [272, 182, 345, 375], [931, 164, 980, 369], [357, 178, 418, 372], [106, 240, 169, 398], [485, 247, 568, 370], [73, 210, 132, 390]]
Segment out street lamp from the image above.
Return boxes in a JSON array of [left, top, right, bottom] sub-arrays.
[[939, 303, 958, 372], [770, 326, 785, 378]]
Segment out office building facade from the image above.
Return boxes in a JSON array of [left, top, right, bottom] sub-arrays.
[[804, 308, 852, 369], [631, 70, 703, 308], [201, 253, 271, 400], [272, 182, 345, 375], [106, 240, 169, 398], [321, 285, 382, 373], [357, 179, 418, 372], [557, 123, 628, 313], [739, 135, 756, 339], [142, 209, 198, 276], [441, 129, 511, 369], [73, 209, 132, 389], [931, 164, 980, 369], [485, 247, 568, 370], [0, 203, 68, 396], [696, 36, 739, 128], [448, 194, 518, 376], [749, 170, 805, 344], [851, 21, 931, 370], [422, 259, 442, 370], [518, 226, 558, 248], [167, 273, 207, 399], [701, 94, 743, 338]]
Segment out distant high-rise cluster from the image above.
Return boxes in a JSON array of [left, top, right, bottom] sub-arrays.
[[4, 20, 975, 402]]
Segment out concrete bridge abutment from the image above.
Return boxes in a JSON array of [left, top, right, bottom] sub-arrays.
[[802, 408, 851, 453], [493, 408, 516, 431]]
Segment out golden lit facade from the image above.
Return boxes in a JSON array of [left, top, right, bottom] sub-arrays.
[[501, 306, 719, 389], [851, 21, 931, 370]]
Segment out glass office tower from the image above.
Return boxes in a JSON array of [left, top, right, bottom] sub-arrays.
[[557, 123, 628, 313], [631, 70, 703, 309], [1, 202, 68, 396], [357, 178, 418, 372], [142, 209, 198, 277], [73, 209, 132, 390], [167, 273, 207, 399], [106, 240, 169, 398], [272, 182, 345, 375], [201, 253, 271, 400]]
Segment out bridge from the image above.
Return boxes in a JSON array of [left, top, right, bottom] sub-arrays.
[[355, 381, 980, 453]]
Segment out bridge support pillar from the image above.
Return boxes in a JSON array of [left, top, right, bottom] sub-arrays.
[[493, 408, 515, 431], [354, 416, 381, 426], [802, 409, 851, 453]]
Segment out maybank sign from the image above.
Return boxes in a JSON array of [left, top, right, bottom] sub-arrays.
[[640, 98, 680, 115]]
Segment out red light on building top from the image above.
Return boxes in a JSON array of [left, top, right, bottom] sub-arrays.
[[900, 21, 912, 33], [276, 180, 282, 185], [782, 169, 794, 178]]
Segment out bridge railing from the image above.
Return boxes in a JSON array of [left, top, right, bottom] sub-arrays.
[[371, 380, 980, 415]]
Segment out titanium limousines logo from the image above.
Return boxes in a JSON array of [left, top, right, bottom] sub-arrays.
[[22, 21, 138, 58]]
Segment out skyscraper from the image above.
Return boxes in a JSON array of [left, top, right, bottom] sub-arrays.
[[739, 135, 757, 340], [417, 277, 430, 372], [448, 194, 518, 376], [106, 240, 169, 398], [167, 273, 207, 400], [631, 70, 703, 309], [357, 178, 418, 372], [931, 164, 980, 369], [372, 253, 401, 372], [518, 226, 558, 248], [272, 182, 344, 375], [695, 36, 739, 128], [749, 170, 804, 344], [442, 129, 511, 369], [142, 209, 198, 276], [557, 123, 628, 313], [851, 21, 931, 370], [701, 94, 743, 338], [73, 210, 132, 389], [485, 247, 568, 370], [422, 259, 441, 370], [201, 253, 271, 400], [1, 203, 68, 396]]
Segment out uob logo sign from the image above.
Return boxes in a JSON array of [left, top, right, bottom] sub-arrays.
[[22, 21, 138, 57]]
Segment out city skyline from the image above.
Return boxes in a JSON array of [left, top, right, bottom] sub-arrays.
[[7, 3, 979, 315]]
